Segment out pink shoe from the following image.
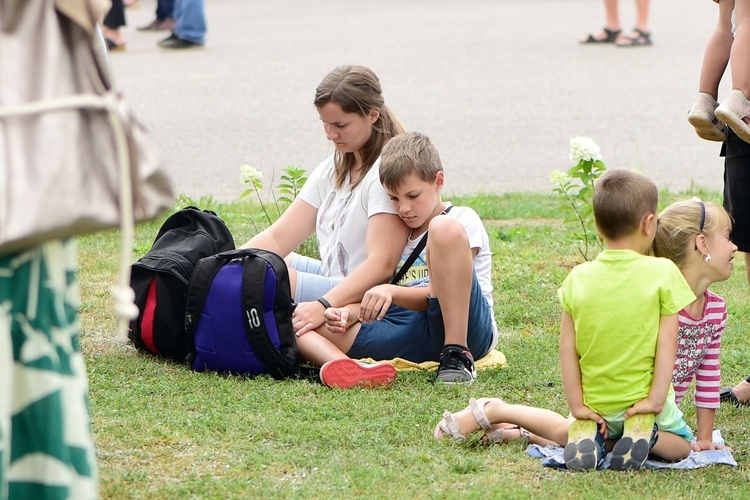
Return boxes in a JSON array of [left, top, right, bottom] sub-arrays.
[[687, 92, 727, 142], [319, 359, 396, 389], [715, 89, 750, 143]]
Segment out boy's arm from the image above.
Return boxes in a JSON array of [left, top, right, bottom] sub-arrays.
[[358, 284, 431, 322], [625, 313, 679, 417], [560, 311, 605, 429]]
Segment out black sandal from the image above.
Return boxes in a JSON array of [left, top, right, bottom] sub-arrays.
[[719, 387, 750, 407], [615, 28, 652, 47], [580, 27, 621, 44]]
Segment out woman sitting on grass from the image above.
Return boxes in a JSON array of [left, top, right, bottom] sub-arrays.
[[243, 64, 408, 338], [433, 198, 736, 461]]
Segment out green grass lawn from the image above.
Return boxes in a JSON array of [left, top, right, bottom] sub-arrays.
[[77, 191, 750, 499]]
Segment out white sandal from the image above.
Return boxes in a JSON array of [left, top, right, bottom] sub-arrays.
[[434, 397, 504, 441], [716, 90, 750, 143], [688, 92, 728, 142]]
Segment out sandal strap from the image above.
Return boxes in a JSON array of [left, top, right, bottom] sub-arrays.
[[438, 410, 465, 441], [483, 426, 507, 444], [604, 27, 621, 39], [469, 398, 492, 432], [519, 428, 532, 443], [469, 397, 505, 433], [633, 28, 650, 40]]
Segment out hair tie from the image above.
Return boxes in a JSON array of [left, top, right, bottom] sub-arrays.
[[691, 196, 706, 232]]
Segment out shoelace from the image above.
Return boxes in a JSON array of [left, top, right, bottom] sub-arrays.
[[439, 349, 470, 372]]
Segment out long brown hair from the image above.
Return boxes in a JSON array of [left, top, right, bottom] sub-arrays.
[[314, 65, 405, 189]]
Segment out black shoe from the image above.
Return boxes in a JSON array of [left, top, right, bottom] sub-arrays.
[[719, 387, 750, 407], [158, 35, 203, 49], [435, 345, 476, 385], [156, 33, 178, 47]]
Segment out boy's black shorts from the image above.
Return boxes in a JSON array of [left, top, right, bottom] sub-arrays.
[[721, 130, 750, 252]]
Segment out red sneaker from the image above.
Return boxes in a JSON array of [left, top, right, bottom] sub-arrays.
[[319, 359, 396, 389]]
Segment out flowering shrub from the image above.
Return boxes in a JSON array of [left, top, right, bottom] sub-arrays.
[[239, 164, 308, 233], [549, 137, 607, 261]]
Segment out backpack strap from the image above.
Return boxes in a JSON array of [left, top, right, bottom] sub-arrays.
[[390, 233, 427, 285], [238, 249, 299, 380], [390, 205, 453, 285]]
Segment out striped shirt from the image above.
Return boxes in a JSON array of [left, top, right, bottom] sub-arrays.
[[673, 290, 726, 409]]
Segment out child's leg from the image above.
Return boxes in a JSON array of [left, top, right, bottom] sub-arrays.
[[425, 216, 473, 349], [699, 0, 735, 98], [650, 431, 692, 462], [716, 1, 750, 144], [434, 398, 572, 447], [733, 0, 750, 96]]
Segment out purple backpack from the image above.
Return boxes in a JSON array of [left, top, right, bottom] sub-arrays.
[[184, 248, 298, 379]]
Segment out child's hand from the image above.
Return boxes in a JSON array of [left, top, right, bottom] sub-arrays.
[[570, 406, 607, 438], [323, 307, 351, 334], [359, 285, 394, 323], [624, 397, 663, 418], [691, 440, 733, 453]]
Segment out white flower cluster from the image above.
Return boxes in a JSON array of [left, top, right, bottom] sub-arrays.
[[569, 137, 602, 164], [549, 170, 571, 186], [240, 164, 264, 186]]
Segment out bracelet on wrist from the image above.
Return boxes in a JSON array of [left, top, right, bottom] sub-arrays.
[[317, 297, 332, 309]]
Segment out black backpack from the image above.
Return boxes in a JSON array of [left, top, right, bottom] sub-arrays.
[[184, 248, 299, 379], [129, 206, 235, 361]]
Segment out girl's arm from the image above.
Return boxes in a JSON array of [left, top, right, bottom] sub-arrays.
[[294, 212, 409, 335], [241, 197, 317, 254], [693, 407, 718, 451], [627, 313, 679, 417]]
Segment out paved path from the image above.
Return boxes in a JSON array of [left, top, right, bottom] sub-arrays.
[[111, 0, 726, 201]]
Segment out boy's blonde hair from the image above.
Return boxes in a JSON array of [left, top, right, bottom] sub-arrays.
[[653, 199, 733, 270], [593, 169, 658, 240], [379, 131, 443, 191]]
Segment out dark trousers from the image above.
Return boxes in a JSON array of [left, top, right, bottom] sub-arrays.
[[721, 130, 750, 252], [156, 0, 176, 20], [103, 0, 125, 29]]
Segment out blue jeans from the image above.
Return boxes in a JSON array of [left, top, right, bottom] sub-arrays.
[[347, 273, 495, 362], [174, 0, 206, 44], [288, 253, 342, 303]]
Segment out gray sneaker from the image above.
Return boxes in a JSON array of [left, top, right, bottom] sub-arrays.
[[435, 346, 476, 385]]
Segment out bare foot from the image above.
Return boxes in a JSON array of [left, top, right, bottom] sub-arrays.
[[731, 380, 750, 403], [101, 26, 125, 46]]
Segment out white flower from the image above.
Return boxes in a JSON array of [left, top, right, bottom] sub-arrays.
[[569, 137, 602, 164], [240, 164, 264, 187], [549, 170, 571, 186]]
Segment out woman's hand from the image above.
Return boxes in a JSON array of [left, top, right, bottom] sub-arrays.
[[358, 284, 394, 323], [292, 300, 325, 337]]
